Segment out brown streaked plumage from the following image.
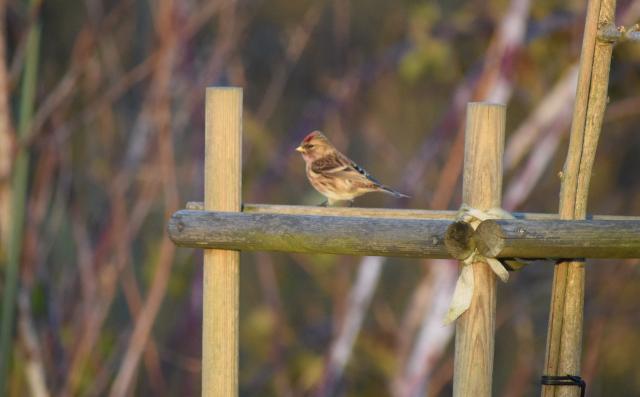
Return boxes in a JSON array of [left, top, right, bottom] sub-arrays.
[[295, 130, 409, 206]]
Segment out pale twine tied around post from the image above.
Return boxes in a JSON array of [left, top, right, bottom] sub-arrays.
[[443, 204, 514, 324]]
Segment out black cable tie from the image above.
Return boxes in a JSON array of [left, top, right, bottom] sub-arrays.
[[541, 375, 586, 397]]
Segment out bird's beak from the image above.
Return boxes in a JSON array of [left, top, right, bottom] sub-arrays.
[[295, 146, 305, 153]]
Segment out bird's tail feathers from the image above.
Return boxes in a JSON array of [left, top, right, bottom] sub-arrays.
[[379, 185, 410, 198]]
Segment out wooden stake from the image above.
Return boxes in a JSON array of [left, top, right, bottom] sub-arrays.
[[453, 102, 505, 397], [542, 0, 616, 396], [203, 87, 242, 397]]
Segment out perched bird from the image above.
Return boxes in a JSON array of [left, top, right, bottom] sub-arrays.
[[296, 130, 409, 206]]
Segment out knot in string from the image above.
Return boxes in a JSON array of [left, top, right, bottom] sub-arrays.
[[444, 204, 514, 325]]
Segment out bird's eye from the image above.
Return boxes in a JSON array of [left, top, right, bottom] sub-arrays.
[[306, 144, 314, 149]]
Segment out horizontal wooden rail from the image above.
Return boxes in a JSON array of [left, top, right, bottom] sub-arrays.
[[172, 207, 640, 259], [185, 202, 640, 221], [169, 210, 452, 258], [476, 219, 640, 258]]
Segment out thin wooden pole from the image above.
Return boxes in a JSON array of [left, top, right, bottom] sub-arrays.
[[453, 102, 505, 397], [203, 87, 242, 397], [542, 0, 616, 395]]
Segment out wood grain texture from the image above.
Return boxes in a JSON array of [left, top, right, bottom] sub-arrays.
[[169, 210, 452, 258], [543, 1, 616, 396], [203, 87, 242, 397], [188, 202, 458, 219], [186, 202, 640, 221], [476, 219, 640, 258], [453, 102, 505, 397], [444, 221, 476, 260], [172, 210, 640, 260]]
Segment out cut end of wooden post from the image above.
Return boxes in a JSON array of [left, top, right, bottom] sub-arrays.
[[475, 220, 505, 258], [445, 221, 476, 260], [167, 213, 183, 244]]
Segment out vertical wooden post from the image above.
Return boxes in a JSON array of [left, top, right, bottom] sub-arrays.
[[453, 102, 505, 397], [542, 1, 616, 396], [203, 87, 242, 396]]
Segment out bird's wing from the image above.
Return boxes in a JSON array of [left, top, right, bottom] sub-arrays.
[[310, 153, 349, 174], [312, 153, 382, 186], [346, 158, 382, 185]]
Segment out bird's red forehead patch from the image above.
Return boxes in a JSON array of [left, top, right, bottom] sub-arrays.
[[303, 131, 319, 143]]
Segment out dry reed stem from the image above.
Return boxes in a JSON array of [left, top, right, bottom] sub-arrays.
[[543, 0, 616, 396]]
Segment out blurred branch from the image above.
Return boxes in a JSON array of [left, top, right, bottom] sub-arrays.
[[504, 0, 640, 212], [109, 240, 177, 397], [394, 265, 435, 370], [71, 208, 98, 304], [503, 66, 578, 171], [61, 43, 176, 397], [7, 0, 43, 88], [497, 300, 535, 397], [392, 262, 457, 397], [315, 256, 383, 396], [254, 252, 294, 396], [0, 0, 14, 251], [426, 357, 454, 397], [109, 0, 180, 394], [3, 0, 639, 394], [403, 0, 531, 200], [605, 95, 640, 122], [504, 118, 569, 210], [172, 0, 250, 134], [256, 4, 323, 122], [121, 266, 167, 393], [482, 0, 531, 103], [113, 165, 167, 394], [61, 262, 119, 396], [18, 290, 49, 397], [393, 1, 531, 395], [312, 0, 533, 392], [61, 172, 165, 397], [59, 2, 243, 391]]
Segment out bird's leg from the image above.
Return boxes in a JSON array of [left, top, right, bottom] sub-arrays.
[[348, 200, 354, 207], [318, 199, 328, 207]]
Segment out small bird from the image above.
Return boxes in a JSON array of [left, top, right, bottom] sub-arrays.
[[296, 130, 409, 206]]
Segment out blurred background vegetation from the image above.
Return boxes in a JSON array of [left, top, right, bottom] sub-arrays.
[[0, 0, 640, 396]]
